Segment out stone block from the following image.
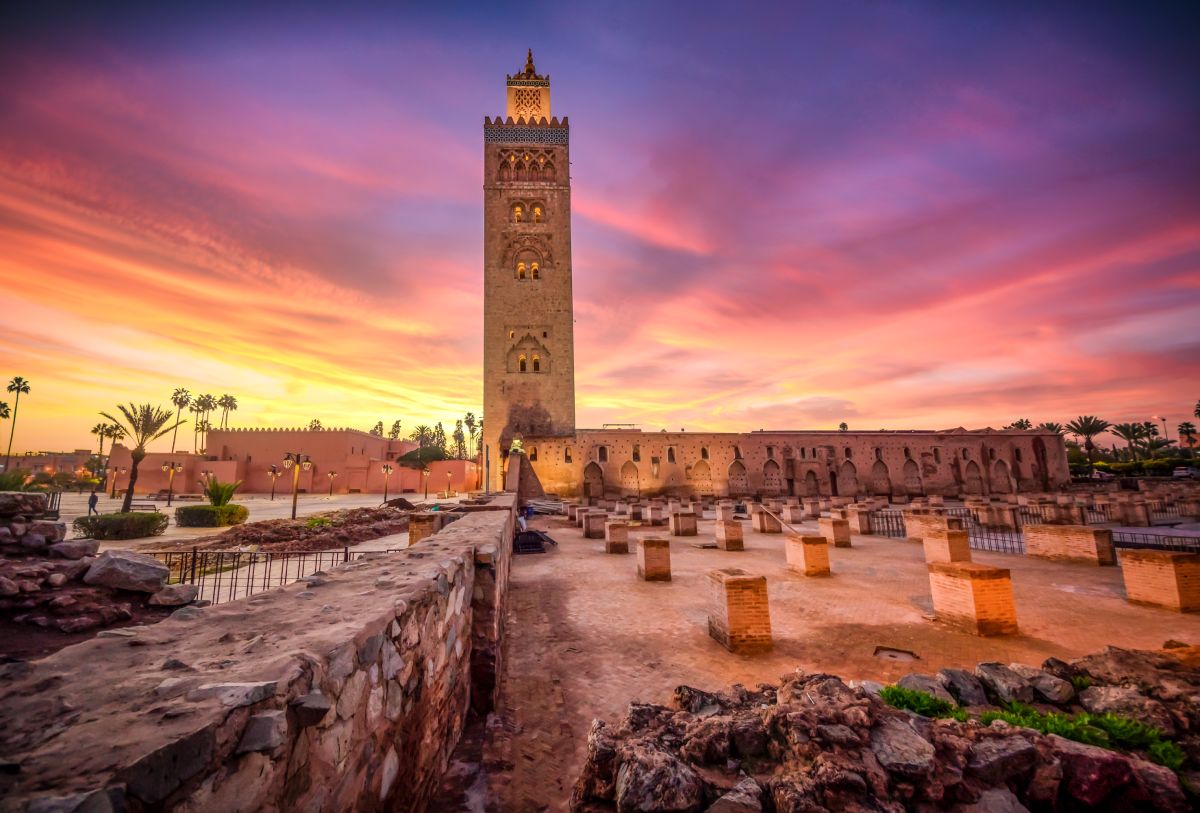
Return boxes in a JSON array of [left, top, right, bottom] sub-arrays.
[[781, 505, 806, 524], [922, 530, 972, 564], [785, 535, 830, 576], [409, 513, 443, 546], [928, 562, 1018, 636], [1120, 550, 1200, 612], [669, 512, 698, 536], [752, 509, 782, 534], [645, 505, 668, 526], [1024, 525, 1115, 566], [715, 504, 735, 521], [583, 511, 607, 539], [707, 568, 772, 653], [637, 537, 671, 581], [714, 520, 744, 551], [818, 517, 851, 548], [846, 508, 872, 535], [604, 521, 629, 554]]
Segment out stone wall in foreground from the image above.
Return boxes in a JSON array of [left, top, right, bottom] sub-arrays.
[[0, 495, 515, 813]]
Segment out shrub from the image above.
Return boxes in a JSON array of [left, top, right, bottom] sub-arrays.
[[1069, 675, 1093, 692], [175, 504, 250, 527], [880, 685, 968, 722], [306, 516, 331, 528], [0, 471, 31, 491], [203, 477, 243, 507], [73, 512, 168, 540]]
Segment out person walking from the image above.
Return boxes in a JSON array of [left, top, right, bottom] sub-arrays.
[[87, 490, 99, 516]]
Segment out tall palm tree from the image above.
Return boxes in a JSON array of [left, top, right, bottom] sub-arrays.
[[91, 422, 110, 461], [464, 412, 477, 460], [410, 425, 432, 448], [195, 394, 217, 449], [1178, 422, 1197, 451], [105, 423, 127, 450], [309, 418, 323, 431], [4, 377, 31, 472], [170, 388, 191, 453], [1065, 416, 1111, 470], [217, 394, 238, 429], [190, 402, 204, 452], [1110, 423, 1146, 460], [1007, 418, 1033, 430], [1195, 399, 1200, 420], [1037, 422, 1064, 434], [101, 403, 182, 513]]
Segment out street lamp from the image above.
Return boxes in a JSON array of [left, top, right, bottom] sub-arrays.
[[282, 452, 312, 520], [161, 461, 184, 507], [446, 470, 452, 497], [111, 467, 127, 499], [327, 470, 338, 496], [423, 467, 430, 500], [267, 465, 282, 501], [381, 463, 394, 503]]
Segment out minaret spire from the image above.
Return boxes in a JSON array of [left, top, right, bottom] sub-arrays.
[[524, 48, 536, 77]]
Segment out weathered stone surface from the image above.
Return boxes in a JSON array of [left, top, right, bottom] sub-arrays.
[[897, 673, 956, 705], [1008, 663, 1074, 704], [0, 575, 17, 596], [953, 787, 1029, 813], [237, 710, 287, 754], [704, 777, 762, 812], [0, 491, 48, 517], [966, 736, 1037, 784], [614, 746, 704, 813], [49, 540, 99, 560], [120, 725, 215, 804], [1078, 685, 1176, 736], [291, 691, 333, 728], [188, 681, 277, 708], [937, 668, 989, 706], [974, 662, 1034, 705], [82, 550, 169, 593], [1047, 734, 1134, 806], [869, 717, 935, 778], [148, 583, 199, 606]]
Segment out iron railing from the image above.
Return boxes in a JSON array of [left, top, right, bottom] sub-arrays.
[[1146, 501, 1181, 523], [1112, 531, 1200, 554], [150, 547, 361, 606], [869, 509, 906, 538], [1084, 504, 1112, 524]]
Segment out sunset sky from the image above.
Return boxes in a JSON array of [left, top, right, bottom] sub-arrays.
[[1, 2, 1198, 453]]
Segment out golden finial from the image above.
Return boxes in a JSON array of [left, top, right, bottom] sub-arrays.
[[524, 48, 536, 76]]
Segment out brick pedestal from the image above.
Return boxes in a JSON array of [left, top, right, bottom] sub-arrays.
[[637, 537, 671, 581], [714, 520, 744, 551], [584, 511, 608, 539], [803, 499, 822, 519], [715, 504, 735, 521], [1024, 525, 1115, 566], [408, 513, 443, 546], [922, 530, 971, 564], [645, 505, 668, 526], [928, 562, 1018, 635], [669, 512, 698, 536], [785, 535, 830, 576], [782, 505, 806, 524], [575, 508, 591, 529], [565, 503, 580, 522], [818, 517, 851, 548], [1121, 550, 1200, 612], [707, 568, 772, 653], [604, 521, 629, 554], [846, 508, 872, 535], [752, 509, 783, 534]]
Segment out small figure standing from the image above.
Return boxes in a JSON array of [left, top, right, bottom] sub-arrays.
[[87, 490, 99, 516], [517, 505, 528, 532]]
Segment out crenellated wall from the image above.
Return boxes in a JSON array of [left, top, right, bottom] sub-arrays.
[[0, 494, 516, 813]]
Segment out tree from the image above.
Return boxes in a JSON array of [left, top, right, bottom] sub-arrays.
[[1111, 423, 1146, 460], [388, 420, 402, 440], [4, 377, 31, 472], [1195, 399, 1200, 420], [91, 423, 110, 460], [1036, 422, 1064, 434], [169, 388, 191, 453], [1007, 418, 1033, 430], [433, 422, 448, 454], [1178, 422, 1197, 450], [464, 412, 477, 459], [0, 402, 9, 421], [195, 394, 217, 450], [838, 422, 848, 432], [309, 419, 323, 431], [410, 425, 431, 448], [217, 394, 238, 429], [453, 420, 466, 459], [100, 403, 182, 513], [369, 421, 384, 437], [1065, 416, 1111, 470], [189, 401, 204, 452]]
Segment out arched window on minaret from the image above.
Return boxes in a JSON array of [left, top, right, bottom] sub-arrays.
[[532, 354, 541, 372], [530, 261, 540, 279], [542, 161, 555, 182], [516, 262, 526, 280], [519, 354, 527, 372], [533, 205, 543, 223], [513, 204, 523, 222]]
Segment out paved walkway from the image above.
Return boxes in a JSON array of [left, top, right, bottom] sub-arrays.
[[472, 513, 1200, 812]]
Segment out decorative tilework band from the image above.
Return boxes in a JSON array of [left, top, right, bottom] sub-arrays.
[[484, 126, 569, 146]]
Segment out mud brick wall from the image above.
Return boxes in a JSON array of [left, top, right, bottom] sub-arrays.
[[1024, 524, 1115, 566], [1121, 550, 1200, 612]]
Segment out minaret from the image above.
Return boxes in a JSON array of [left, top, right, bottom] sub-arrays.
[[482, 51, 576, 490]]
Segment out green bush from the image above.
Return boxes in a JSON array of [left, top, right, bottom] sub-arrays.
[[1070, 675, 1093, 692], [175, 504, 250, 527], [880, 685, 968, 722], [202, 477, 243, 506], [306, 516, 331, 528], [73, 512, 168, 540], [0, 471, 31, 491]]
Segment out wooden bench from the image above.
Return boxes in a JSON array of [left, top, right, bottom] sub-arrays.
[[129, 503, 159, 513]]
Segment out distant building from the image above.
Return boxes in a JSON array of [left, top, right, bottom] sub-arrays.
[[2, 449, 94, 476]]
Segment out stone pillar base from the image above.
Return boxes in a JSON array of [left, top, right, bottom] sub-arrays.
[[714, 520, 744, 551], [928, 562, 1018, 636], [1121, 550, 1200, 612], [605, 521, 629, 554], [637, 537, 671, 581], [707, 568, 772, 653], [752, 509, 783, 534], [409, 513, 443, 546], [785, 535, 830, 576], [782, 505, 806, 524], [818, 517, 851, 548], [923, 530, 972, 564], [669, 512, 698, 536], [584, 511, 608, 539], [1024, 525, 1115, 565]]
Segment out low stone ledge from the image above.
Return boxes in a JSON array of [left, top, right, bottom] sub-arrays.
[[1024, 524, 1115, 566], [1121, 550, 1200, 612]]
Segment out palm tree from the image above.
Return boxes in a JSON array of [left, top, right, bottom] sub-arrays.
[[194, 394, 217, 449], [105, 423, 127, 449], [1110, 423, 1145, 460], [410, 425, 432, 448], [100, 403, 182, 513], [1065, 416, 1111, 470], [838, 422, 848, 432], [1178, 422, 1197, 451], [217, 394, 238, 429], [1037, 422, 1064, 434], [189, 402, 204, 452], [1195, 399, 1199, 420], [1007, 418, 1033, 430], [4, 377, 31, 472], [91, 422, 110, 461], [169, 388, 191, 453], [464, 412, 477, 459], [309, 419, 323, 431]]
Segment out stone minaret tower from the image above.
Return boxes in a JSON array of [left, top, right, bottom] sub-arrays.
[[482, 51, 576, 489]]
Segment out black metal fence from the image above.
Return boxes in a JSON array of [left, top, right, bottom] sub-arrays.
[[1146, 501, 1182, 523], [1084, 504, 1112, 524], [1112, 531, 1200, 554], [870, 510, 906, 538], [151, 547, 359, 606]]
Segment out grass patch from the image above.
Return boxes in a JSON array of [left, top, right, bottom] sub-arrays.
[[306, 516, 331, 528], [879, 685, 968, 722], [1070, 675, 1093, 692]]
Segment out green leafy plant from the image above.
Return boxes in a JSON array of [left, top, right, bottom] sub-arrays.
[[1069, 675, 1093, 692], [73, 512, 168, 540], [880, 685, 968, 722], [203, 477, 243, 506], [175, 504, 249, 527], [306, 516, 331, 528], [1148, 740, 1187, 772], [0, 470, 30, 491]]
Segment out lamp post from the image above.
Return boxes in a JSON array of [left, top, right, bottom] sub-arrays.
[[282, 452, 312, 520], [327, 470, 338, 496], [423, 467, 430, 501], [446, 470, 452, 498], [381, 463, 394, 503], [267, 465, 281, 500], [161, 461, 184, 507], [111, 467, 127, 499]]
